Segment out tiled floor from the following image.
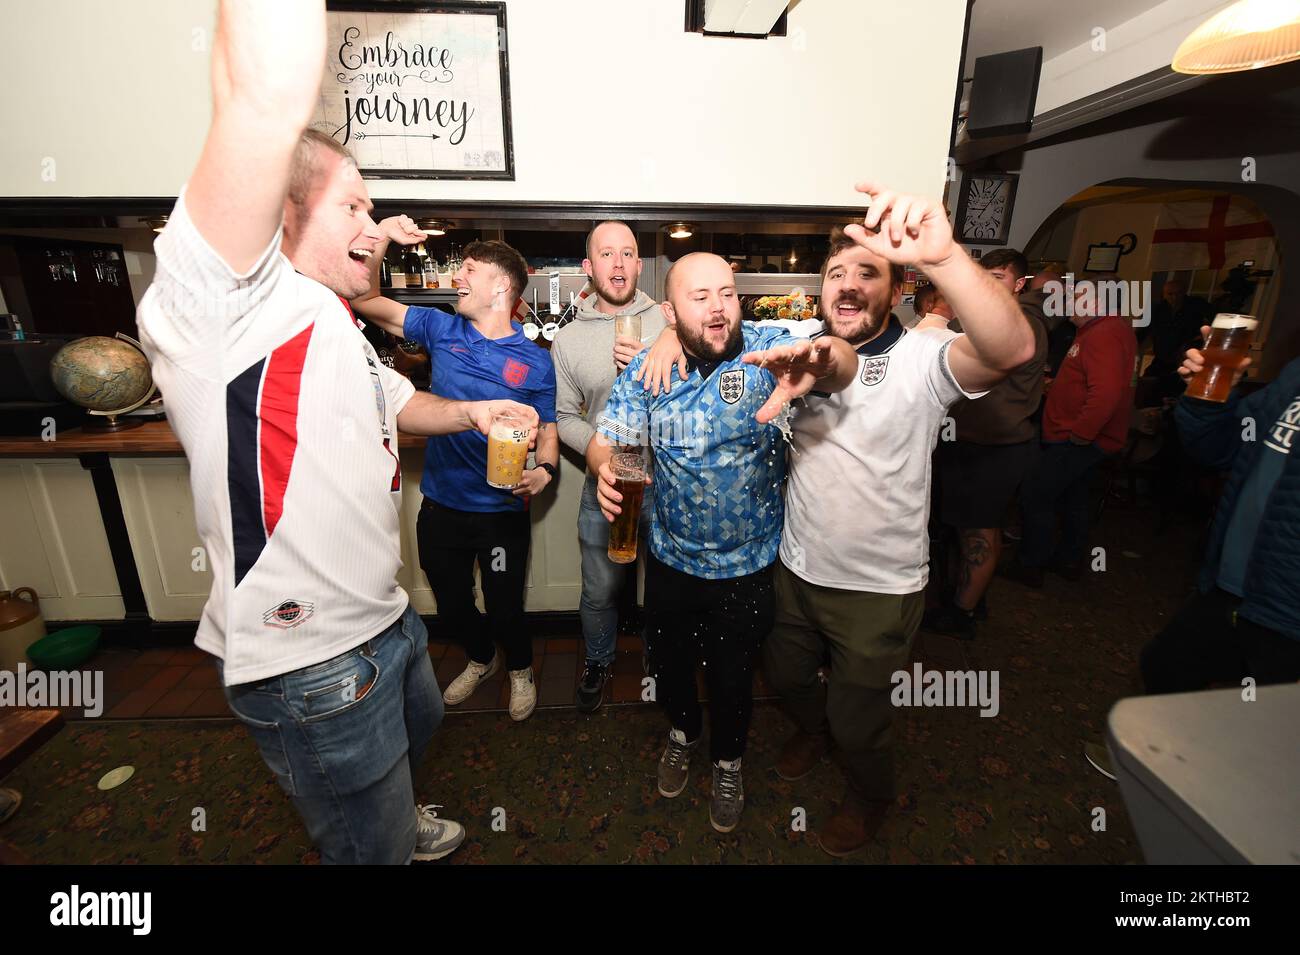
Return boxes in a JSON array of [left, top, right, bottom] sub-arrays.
[[11, 626, 970, 722]]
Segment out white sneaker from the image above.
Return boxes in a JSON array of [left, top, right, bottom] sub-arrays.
[[442, 651, 499, 706], [413, 804, 465, 862], [508, 667, 536, 721]]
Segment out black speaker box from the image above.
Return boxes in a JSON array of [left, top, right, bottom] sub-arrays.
[[967, 46, 1043, 138]]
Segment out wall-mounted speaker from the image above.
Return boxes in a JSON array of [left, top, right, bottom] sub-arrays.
[[967, 47, 1043, 138]]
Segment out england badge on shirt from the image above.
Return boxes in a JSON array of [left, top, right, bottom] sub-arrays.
[[719, 368, 745, 404], [860, 355, 889, 386]]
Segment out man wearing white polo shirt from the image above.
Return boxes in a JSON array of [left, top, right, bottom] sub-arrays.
[[768, 188, 1034, 856]]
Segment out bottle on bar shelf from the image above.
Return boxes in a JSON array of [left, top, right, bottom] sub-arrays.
[[380, 254, 392, 290], [404, 244, 424, 290], [423, 253, 440, 289], [387, 248, 406, 289]]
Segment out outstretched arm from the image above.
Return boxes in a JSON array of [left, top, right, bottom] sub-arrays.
[[398, 394, 540, 438], [741, 336, 859, 423]]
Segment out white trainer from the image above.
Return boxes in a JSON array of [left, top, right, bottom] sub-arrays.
[[442, 650, 499, 706], [508, 667, 536, 721]]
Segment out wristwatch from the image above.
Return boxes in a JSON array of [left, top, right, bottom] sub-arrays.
[[537, 462, 557, 479]]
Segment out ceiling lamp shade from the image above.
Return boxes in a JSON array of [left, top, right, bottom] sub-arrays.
[[1172, 0, 1300, 74]]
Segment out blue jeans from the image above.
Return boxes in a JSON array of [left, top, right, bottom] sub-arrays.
[[577, 475, 652, 666], [220, 603, 443, 864]]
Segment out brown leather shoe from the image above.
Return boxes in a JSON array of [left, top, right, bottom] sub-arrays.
[[775, 730, 830, 781], [817, 790, 891, 857]]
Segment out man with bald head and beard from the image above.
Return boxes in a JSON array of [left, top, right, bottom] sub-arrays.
[[587, 252, 859, 833], [644, 183, 1036, 855]]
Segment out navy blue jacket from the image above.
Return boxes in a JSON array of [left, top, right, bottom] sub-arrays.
[[1176, 357, 1300, 639]]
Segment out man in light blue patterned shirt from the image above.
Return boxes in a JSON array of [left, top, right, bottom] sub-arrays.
[[588, 252, 858, 832]]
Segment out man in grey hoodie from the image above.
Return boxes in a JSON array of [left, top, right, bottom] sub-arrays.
[[552, 221, 668, 712]]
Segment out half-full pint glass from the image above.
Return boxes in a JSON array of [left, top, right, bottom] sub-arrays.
[[614, 313, 642, 344], [1187, 314, 1257, 403], [607, 452, 646, 564], [486, 411, 531, 489]]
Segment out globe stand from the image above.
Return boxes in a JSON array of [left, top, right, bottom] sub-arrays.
[[82, 410, 146, 433]]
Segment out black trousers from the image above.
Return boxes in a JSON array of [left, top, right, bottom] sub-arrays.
[[644, 554, 775, 763], [416, 499, 533, 671], [1139, 587, 1300, 693], [1019, 442, 1106, 568]]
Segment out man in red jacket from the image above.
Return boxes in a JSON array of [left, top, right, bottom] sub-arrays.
[[1005, 279, 1136, 587]]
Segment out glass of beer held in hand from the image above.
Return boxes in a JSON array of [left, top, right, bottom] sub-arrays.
[[1187, 314, 1258, 403], [607, 452, 647, 564], [614, 313, 641, 345], [486, 411, 532, 489]]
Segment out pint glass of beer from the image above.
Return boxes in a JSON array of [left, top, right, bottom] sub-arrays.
[[486, 411, 531, 489], [607, 452, 646, 564], [614, 313, 642, 343], [1186, 314, 1257, 403]]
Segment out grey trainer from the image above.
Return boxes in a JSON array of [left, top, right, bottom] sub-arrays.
[[657, 728, 697, 798], [710, 758, 744, 833], [413, 805, 466, 862]]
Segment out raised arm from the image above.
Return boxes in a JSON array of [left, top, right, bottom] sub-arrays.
[[351, 215, 428, 338], [843, 182, 1035, 393], [186, 0, 326, 273]]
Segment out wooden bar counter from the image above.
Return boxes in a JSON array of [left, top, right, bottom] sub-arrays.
[[0, 420, 429, 456], [0, 419, 584, 631]]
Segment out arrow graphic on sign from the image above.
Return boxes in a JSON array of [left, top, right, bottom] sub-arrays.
[[353, 132, 443, 141]]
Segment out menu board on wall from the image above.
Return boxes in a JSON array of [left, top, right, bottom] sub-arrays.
[[312, 2, 514, 180]]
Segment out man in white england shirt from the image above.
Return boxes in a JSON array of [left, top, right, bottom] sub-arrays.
[[769, 188, 1033, 856], [135, 0, 537, 864]]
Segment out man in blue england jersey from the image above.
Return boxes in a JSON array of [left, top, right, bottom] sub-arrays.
[[355, 233, 558, 723], [586, 252, 859, 832]]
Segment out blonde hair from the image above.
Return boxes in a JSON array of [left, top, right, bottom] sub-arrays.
[[287, 129, 355, 209]]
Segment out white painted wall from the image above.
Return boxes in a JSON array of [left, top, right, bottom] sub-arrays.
[[1034, 0, 1233, 114], [0, 0, 967, 206]]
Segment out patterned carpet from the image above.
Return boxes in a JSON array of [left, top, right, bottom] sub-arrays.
[[0, 699, 1142, 865], [1, 502, 1202, 865]]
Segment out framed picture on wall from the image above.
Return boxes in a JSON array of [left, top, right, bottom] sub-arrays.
[[955, 170, 1018, 245], [1084, 243, 1123, 273], [312, 1, 514, 180]]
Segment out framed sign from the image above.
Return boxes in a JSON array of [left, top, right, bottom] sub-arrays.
[[955, 170, 1017, 245], [313, 1, 514, 180]]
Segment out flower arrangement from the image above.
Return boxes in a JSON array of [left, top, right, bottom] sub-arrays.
[[752, 288, 816, 321]]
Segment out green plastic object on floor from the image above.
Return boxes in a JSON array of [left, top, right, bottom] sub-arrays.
[[26, 625, 101, 670]]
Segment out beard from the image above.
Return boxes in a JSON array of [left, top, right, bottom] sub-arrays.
[[819, 289, 890, 346], [594, 274, 637, 308], [321, 258, 372, 301], [677, 317, 742, 361]]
